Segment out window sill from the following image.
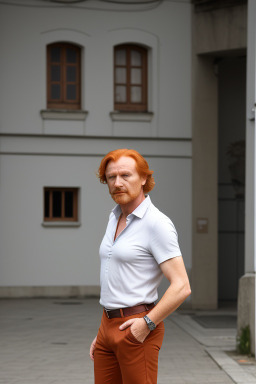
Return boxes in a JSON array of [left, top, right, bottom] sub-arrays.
[[40, 110, 88, 121], [110, 111, 154, 122], [42, 221, 81, 228]]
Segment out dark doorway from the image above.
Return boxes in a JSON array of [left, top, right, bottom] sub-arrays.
[[218, 55, 246, 303]]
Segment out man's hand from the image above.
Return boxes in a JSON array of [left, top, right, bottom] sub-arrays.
[[90, 336, 97, 361], [119, 317, 150, 343]]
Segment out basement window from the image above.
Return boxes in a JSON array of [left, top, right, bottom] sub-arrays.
[[43, 187, 79, 225]]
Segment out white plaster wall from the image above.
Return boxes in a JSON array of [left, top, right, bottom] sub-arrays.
[[0, 0, 191, 139], [0, 0, 192, 291], [0, 152, 191, 286], [149, 157, 192, 269], [0, 155, 106, 285]]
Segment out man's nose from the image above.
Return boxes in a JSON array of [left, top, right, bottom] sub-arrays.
[[114, 175, 122, 187]]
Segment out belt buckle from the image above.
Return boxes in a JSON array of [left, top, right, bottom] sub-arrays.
[[104, 308, 110, 319]]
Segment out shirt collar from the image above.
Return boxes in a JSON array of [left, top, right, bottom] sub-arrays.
[[112, 195, 151, 219]]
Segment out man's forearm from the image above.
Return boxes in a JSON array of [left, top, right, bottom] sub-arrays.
[[147, 281, 191, 326]]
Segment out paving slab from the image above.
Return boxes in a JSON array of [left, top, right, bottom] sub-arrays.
[[0, 298, 251, 383], [171, 309, 256, 384]]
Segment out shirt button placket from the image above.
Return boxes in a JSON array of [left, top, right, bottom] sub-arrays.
[[105, 250, 112, 278]]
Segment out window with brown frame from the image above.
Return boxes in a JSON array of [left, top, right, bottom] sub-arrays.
[[47, 43, 81, 110], [114, 44, 147, 112], [44, 188, 78, 222]]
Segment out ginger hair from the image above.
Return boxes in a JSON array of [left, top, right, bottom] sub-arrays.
[[98, 149, 155, 194]]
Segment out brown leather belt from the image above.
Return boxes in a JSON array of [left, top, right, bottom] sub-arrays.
[[104, 303, 155, 319]]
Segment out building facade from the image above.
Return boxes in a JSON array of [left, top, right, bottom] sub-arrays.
[[0, 0, 192, 300], [2, 0, 256, 352]]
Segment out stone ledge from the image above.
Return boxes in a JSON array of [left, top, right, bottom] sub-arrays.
[[110, 111, 154, 122], [40, 110, 88, 121], [42, 221, 81, 228], [0, 285, 100, 298]]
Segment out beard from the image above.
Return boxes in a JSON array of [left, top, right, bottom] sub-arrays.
[[111, 191, 130, 204], [110, 187, 142, 205]]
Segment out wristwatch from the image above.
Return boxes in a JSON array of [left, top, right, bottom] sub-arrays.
[[143, 315, 156, 331]]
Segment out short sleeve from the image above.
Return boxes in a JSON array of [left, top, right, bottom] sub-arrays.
[[149, 217, 182, 264]]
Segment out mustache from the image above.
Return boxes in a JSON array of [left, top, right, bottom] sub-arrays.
[[112, 189, 126, 194]]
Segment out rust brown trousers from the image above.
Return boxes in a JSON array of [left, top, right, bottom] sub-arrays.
[[94, 309, 165, 384]]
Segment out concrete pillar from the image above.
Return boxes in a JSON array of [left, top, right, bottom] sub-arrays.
[[237, 0, 256, 355], [191, 55, 218, 309]]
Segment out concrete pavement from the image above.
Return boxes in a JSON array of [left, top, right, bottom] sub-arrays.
[[0, 298, 256, 384]]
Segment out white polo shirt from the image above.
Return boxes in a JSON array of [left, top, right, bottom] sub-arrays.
[[99, 195, 182, 309]]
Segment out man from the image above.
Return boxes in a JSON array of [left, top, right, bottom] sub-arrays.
[[90, 148, 191, 384]]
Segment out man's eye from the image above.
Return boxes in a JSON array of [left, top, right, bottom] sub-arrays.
[[122, 174, 129, 177], [108, 176, 115, 180]]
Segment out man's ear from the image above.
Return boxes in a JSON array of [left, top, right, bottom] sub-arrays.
[[142, 176, 147, 186]]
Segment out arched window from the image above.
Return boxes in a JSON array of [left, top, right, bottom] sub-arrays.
[[114, 44, 147, 112], [47, 42, 81, 110]]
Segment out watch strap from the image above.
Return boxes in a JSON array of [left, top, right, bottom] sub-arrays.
[[143, 315, 156, 331]]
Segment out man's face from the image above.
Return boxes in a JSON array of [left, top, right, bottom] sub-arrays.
[[105, 156, 146, 205]]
